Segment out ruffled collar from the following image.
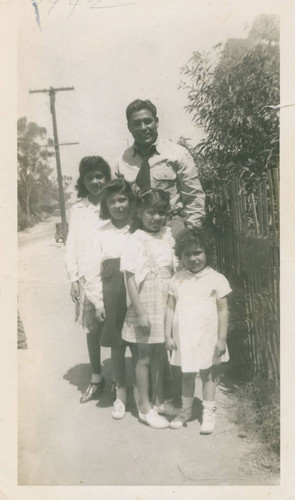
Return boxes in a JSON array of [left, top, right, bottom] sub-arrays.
[[109, 221, 130, 234], [136, 226, 167, 240]]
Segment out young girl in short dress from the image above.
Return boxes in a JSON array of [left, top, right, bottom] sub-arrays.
[[65, 156, 111, 404], [84, 178, 138, 420], [165, 227, 231, 434], [121, 188, 178, 429]]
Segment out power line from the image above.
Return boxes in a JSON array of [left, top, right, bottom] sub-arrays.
[[39, 142, 79, 148]]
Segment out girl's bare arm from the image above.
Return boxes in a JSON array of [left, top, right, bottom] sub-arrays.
[[215, 297, 229, 358], [70, 281, 80, 303], [126, 271, 150, 335], [164, 295, 177, 351]]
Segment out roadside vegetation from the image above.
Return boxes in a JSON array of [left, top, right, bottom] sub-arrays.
[[179, 14, 280, 474], [17, 117, 72, 231]]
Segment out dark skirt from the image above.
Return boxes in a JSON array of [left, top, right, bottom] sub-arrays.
[[100, 258, 127, 347]]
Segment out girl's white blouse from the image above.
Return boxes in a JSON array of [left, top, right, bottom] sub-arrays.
[[65, 198, 107, 283], [121, 226, 177, 290], [83, 222, 131, 309]]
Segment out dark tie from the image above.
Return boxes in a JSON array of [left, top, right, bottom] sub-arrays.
[[135, 145, 157, 190], [135, 155, 151, 190]]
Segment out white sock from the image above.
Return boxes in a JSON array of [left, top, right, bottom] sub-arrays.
[[91, 374, 102, 384], [182, 396, 194, 410], [203, 400, 216, 409], [116, 386, 127, 404]]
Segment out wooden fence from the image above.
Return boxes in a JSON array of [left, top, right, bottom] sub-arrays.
[[213, 169, 279, 383]]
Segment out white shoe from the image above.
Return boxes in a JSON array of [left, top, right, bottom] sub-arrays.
[[112, 399, 126, 420], [154, 400, 179, 417], [138, 409, 169, 429], [200, 405, 216, 434], [169, 406, 192, 429]]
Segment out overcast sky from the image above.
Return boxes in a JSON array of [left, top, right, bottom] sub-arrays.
[[18, 0, 280, 186]]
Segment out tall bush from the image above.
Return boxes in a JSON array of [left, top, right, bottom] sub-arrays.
[[179, 14, 279, 192]]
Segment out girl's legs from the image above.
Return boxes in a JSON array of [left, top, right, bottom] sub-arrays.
[[128, 344, 140, 409], [151, 343, 166, 407], [111, 343, 139, 419], [182, 372, 196, 398], [136, 344, 153, 414], [80, 322, 105, 403], [87, 325, 102, 380], [170, 372, 196, 429], [129, 343, 138, 386], [200, 367, 216, 401], [111, 345, 127, 419], [136, 344, 169, 428], [200, 367, 217, 434], [111, 345, 127, 389]]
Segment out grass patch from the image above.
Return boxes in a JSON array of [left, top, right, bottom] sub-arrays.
[[227, 379, 280, 474]]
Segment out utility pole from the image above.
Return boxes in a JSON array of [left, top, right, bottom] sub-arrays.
[[29, 86, 75, 243]]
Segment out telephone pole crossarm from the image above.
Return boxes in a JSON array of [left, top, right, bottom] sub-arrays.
[[29, 87, 74, 94]]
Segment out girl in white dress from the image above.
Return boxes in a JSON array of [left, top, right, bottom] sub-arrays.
[[121, 188, 178, 429], [165, 227, 231, 433], [65, 156, 111, 404]]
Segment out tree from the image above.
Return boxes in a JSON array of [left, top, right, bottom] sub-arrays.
[[40, 175, 73, 211], [18, 117, 55, 223], [179, 15, 279, 191], [17, 117, 72, 230]]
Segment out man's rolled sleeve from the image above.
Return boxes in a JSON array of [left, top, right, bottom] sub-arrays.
[[176, 149, 205, 227]]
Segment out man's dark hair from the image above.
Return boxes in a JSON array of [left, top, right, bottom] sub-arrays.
[[126, 99, 158, 122], [75, 156, 111, 198]]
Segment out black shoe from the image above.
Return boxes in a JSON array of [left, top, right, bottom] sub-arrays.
[[80, 378, 105, 404]]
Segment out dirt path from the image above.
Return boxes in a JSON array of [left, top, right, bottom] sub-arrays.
[[17, 220, 279, 486]]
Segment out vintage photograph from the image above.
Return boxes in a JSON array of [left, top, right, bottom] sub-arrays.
[[16, 0, 281, 487]]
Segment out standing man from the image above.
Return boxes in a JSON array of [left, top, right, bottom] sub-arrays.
[[115, 99, 205, 228]]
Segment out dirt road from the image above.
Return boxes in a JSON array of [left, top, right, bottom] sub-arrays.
[[17, 219, 279, 486]]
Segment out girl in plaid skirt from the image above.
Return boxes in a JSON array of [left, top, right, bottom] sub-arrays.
[[121, 188, 178, 429], [65, 156, 111, 404]]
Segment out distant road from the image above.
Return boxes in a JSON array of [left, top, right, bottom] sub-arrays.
[[18, 214, 70, 247]]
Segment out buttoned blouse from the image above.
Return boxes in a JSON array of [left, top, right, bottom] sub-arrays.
[[83, 221, 131, 309], [65, 197, 107, 283], [121, 226, 177, 290]]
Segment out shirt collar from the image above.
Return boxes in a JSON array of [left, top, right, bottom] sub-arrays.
[[109, 221, 130, 233], [84, 197, 101, 209], [184, 266, 211, 278], [132, 135, 161, 157]]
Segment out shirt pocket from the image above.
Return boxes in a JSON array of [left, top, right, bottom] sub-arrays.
[[152, 164, 177, 188]]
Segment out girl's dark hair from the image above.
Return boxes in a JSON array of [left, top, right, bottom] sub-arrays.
[[130, 188, 170, 232], [75, 156, 111, 198], [174, 227, 215, 267], [100, 177, 135, 220]]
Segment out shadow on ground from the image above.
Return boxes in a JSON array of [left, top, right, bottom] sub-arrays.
[[63, 358, 113, 407], [63, 359, 218, 424], [63, 357, 139, 411]]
